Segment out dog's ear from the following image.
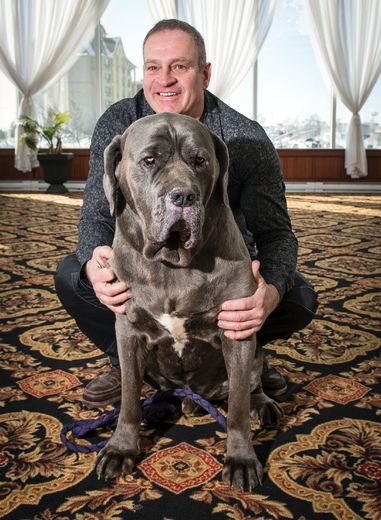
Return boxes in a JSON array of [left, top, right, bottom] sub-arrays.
[[103, 131, 128, 216], [211, 132, 230, 207]]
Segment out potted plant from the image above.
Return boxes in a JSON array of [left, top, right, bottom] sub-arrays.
[[19, 110, 73, 193]]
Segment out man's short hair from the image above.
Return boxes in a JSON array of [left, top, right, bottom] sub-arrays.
[[143, 19, 207, 69]]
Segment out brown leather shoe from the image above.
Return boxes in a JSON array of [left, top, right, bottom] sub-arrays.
[[82, 365, 121, 407], [261, 357, 287, 396]]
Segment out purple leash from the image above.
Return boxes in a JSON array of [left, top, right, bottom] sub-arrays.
[[60, 388, 227, 453]]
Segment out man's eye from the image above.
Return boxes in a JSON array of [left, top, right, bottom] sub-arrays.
[[195, 156, 205, 166], [144, 156, 156, 166], [146, 65, 157, 72], [173, 64, 187, 71]]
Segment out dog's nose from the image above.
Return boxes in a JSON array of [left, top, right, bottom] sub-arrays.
[[169, 188, 196, 208]]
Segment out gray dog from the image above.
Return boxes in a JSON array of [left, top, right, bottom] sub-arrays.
[[95, 112, 282, 491]]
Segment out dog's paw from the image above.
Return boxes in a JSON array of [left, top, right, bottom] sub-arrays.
[[95, 445, 137, 481], [222, 453, 263, 492], [250, 390, 283, 426]]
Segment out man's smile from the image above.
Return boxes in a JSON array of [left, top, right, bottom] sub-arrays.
[[158, 92, 179, 97]]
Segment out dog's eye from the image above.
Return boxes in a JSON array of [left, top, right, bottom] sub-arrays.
[[195, 156, 205, 166], [143, 156, 155, 166]]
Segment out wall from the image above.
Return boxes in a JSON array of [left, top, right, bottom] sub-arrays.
[[1, 148, 380, 184], [278, 149, 381, 182], [0, 149, 89, 182]]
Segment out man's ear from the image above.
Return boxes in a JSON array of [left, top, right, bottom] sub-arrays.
[[103, 130, 128, 216], [202, 62, 212, 90], [211, 132, 230, 207]]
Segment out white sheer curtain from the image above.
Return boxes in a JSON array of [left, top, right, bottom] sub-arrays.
[[306, 0, 381, 178], [179, 0, 279, 100], [0, 0, 109, 172], [148, 0, 176, 21], [147, 0, 279, 102]]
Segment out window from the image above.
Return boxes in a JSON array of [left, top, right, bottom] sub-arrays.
[[0, 0, 380, 150], [256, 0, 331, 148]]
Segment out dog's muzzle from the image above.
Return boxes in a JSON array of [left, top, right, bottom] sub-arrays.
[[154, 188, 201, 250]]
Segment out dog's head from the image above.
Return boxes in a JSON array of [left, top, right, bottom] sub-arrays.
[[104, 112, 229, 266]]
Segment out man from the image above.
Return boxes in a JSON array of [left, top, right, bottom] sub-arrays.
[[55, 19, 317, 407]]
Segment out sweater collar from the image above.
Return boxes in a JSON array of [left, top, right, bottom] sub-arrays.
[[137, 89, 223, 140]]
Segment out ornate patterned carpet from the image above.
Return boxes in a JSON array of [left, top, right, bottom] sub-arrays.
[[0, 192, 380, 520]]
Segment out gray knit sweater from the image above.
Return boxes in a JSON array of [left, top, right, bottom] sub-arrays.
[[77, 89, 297, 298]]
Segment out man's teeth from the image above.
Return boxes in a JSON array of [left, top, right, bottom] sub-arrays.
[[159, 92, 177, 97]]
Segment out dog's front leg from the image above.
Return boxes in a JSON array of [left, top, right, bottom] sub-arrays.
[[221, 336, 263, 491], [96, 319, 147, 480]]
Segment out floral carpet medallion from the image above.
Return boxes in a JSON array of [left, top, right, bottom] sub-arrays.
[[139, 442, 222, 494], [18, 370, 81, 398], [0, 193, 380, 519], [305, 374, 370, 404], [268, 419, 381, 520]]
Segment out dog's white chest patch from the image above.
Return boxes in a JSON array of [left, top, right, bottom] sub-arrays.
[[158, 313, 188, 357]]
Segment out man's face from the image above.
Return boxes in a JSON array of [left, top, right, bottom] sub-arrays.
[[143, 29, 211, 119]]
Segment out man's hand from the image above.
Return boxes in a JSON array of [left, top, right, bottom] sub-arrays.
[[217, 260, 281, 340], [85, 246, 131, 314]]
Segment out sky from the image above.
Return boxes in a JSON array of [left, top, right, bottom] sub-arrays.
[[101, 0, 152, 77]]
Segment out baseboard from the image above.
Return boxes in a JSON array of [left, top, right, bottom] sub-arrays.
[[0, 180, 87, 192], [0, 180, 380, 193], [285, 182, 381, 193]]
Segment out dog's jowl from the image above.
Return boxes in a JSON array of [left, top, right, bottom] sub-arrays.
[[95, 112, 282, 491]]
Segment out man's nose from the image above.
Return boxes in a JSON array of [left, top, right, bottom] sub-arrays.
[[158, 67, 176, 85]]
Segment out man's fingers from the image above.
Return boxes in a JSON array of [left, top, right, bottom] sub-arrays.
[[87, 263, 115, 285], [223, 328, 256, 341], [217, 309, 254, 323], [251, 259, 260, 283], [93, 266, 115, 282], [104, 281, 129, 297], [94, 245, 113, 258], [92, 248, 113, 268], [218, 319, 259, 332], [221, 295, 255, 312], [99, 291, 131, 306]]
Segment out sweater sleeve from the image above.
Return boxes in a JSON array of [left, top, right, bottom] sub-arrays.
[[228, 124, 298, 298], [76, 99, 136, 266]]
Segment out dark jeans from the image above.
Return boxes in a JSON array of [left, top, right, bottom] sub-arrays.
[[54, 253, 318, 367]]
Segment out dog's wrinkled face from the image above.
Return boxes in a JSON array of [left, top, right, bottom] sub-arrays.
[[104, 113, 229, 266]]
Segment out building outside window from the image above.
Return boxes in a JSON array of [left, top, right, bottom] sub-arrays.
[[0, 0, 380, 150]]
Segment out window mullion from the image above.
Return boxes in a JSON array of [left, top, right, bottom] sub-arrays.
[[94, 23, 103, 119], [330, 88, 336, 148], [253, 60, 258, 121]]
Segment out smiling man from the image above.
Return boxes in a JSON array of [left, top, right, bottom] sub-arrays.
[[143, 26, 210, 118], [55, 19, 317, 408]]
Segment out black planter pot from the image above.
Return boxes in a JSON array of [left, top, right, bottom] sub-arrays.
[[37, 153, 74, 194]]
